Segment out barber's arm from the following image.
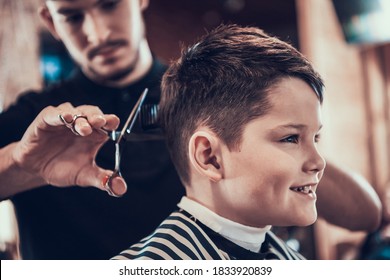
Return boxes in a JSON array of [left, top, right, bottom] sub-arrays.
[[0, 142, 47, 199], [0, 103, 126, 200], [316, 161, 382, 232]]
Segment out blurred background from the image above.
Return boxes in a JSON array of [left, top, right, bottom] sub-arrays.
[[1, 0, 390, 259]]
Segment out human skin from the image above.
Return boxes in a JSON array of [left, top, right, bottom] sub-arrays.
[[187, 77, 325, 228]]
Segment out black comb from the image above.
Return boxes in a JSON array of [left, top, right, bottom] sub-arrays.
[[140, 103, 159, 130]]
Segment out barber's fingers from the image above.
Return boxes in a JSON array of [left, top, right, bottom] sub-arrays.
[[73, 114, 119, 137], [79, 166, 127, 197], [36, 103, 77, 127], [106, 176, 128, 197], [69, 105, 120, 137], [37, 103, 120, 137]]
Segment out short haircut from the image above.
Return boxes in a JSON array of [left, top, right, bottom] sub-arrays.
[[160, 24, 324, 185]]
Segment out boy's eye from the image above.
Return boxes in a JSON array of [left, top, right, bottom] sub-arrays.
[[281, 135, 299, 144], [314, 134, 321, 143]]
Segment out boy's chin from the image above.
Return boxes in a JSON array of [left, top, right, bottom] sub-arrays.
[[285, 212, 318, 227], [298, 215, 318, 227]]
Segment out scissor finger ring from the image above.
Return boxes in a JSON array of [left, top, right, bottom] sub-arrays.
[[70, 115, 88, 135], [59, 114, 74, 127], [59, 114, 88, 136], [102, 172, 123, 197]]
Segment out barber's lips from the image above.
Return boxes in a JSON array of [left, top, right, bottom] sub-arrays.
[[90, 42, 125, 59], [95, 45, 120, 57], [289, 185, 317, 199]]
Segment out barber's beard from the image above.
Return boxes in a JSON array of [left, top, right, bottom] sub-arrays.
[[87, 50, 140, 85]]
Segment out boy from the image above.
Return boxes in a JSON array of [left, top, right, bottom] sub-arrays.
[[0, 0, 378, 260], [113, 24, 325, 260]]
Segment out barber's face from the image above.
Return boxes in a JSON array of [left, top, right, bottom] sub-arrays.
[[42, 0, 149, 84]]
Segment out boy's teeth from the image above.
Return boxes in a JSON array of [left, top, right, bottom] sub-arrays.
[[291, 185, 313, 194]]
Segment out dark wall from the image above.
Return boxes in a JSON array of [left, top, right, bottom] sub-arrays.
[[38, 0, 299, 86], [144, 0, 298, 63]]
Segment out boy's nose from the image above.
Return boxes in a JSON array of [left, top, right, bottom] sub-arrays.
[[83, 15, 111, 45], [303, 146, 326, 174]]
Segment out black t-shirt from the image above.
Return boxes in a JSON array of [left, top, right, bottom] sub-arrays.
[[0, 59, 185, 259]]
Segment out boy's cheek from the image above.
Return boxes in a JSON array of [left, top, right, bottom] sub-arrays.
[[317, 170, 324, 181]]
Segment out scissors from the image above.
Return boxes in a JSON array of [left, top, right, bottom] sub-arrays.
[[102, 88, 149, 197]]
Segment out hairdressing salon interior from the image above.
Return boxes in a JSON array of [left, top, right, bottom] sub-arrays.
[[1, 0, 389, 260]]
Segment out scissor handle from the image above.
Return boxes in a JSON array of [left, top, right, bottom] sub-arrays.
[[102, 171, 123, 197]]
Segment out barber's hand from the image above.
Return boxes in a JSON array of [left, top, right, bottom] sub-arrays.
[[12, 102, 127, 196]]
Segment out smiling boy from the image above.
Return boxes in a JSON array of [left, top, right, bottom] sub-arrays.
[[113, 24, 325, 260], [0, 0, 381, 260]]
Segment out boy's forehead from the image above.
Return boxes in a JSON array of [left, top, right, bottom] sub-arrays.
[[265, 78, 322, 118]]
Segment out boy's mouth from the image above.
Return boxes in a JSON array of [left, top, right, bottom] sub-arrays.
[[289, 185, 315, 195]]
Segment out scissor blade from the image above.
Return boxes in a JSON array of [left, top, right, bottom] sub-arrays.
[[116, 88, 149, 143]]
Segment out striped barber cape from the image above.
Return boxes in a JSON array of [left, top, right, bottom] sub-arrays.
[[112, 209, 305, 260]]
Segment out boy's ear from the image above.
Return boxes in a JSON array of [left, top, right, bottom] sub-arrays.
[[189, 130, 223, 182], [38, 6, 60, 40]]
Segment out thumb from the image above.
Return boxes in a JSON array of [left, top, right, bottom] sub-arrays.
[[103, 175, 128, 197], [78, 166, 128, 197]]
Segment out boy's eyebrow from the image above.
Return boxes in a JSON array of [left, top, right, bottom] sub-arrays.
[[273, 124, 323, 131]]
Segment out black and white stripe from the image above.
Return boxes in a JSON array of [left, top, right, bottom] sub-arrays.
[[112, 210, 305, 260], [265, 231, 305, 260]]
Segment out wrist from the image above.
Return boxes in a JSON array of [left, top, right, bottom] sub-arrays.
[[0, 142, 46, 198]]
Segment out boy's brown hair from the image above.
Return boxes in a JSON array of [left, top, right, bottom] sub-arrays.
[[160, 24, 324, 185]]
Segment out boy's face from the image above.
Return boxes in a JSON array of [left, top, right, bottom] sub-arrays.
[[42, 0, 148, 83], [217, 77, 325, 228]]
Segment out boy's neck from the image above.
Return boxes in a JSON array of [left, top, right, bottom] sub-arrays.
[[178, 196, 271, 252]]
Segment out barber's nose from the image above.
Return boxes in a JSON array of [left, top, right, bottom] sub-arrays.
[[83, 14, 110, 44], [303, 145, 326, 174]]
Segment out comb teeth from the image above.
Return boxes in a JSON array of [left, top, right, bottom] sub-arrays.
[[141, 104, 159, 130]]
